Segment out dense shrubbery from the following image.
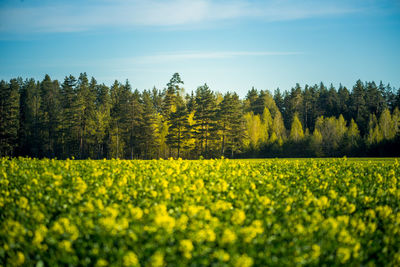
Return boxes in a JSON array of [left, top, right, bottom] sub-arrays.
[[1, 158, 400, 266]]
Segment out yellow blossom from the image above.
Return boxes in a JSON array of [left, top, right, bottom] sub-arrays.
[[220, 228, 237, 245], [123, 251, 139, 266], [235, 254, 253, 267], [231, 209, 246, 225], [337, 247, 351, 263]]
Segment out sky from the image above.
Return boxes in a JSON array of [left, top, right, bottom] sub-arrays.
[[0, 0, 399, 97]]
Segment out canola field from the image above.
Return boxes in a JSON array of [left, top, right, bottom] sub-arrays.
[[1, 157, 399, 266]]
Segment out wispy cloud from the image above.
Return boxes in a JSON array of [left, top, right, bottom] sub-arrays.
[[132, 51, 302, 64], [0, 0, 363, 33]]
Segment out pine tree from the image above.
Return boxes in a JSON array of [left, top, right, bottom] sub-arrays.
[[18, 78, 38, 156], [193, 84, 217, 157], [151, 87, 163, 114], [162, 73, 183, 118], [227, 93, 246, 157], [90, 83, 111, 159], [274, 88, 284, 114], [284, 84, 303, 129], [60, 75, 79, 158], [366, 81, 386, 116], [39, 75, 61, 157], [109, 80, 130, 158], [0, 79, 20, 156], [350, 80, 368, 135], [125, 89, 143, 159], [245, 87, 258, 113], [337, 84, 351, 121], [167, 94, 189, 158], [303, 85, 314, 130], [218, 92, 245, 157], [74, 73, 97, 158], [141, 90, 159, 159]]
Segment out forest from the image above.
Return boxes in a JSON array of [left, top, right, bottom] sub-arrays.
[[1, 73, 400, 159]]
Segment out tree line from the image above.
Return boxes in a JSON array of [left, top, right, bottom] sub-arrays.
[[1, 73, 400, 159]]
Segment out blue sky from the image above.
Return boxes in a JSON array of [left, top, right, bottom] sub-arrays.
[[0, 0, 399, 96]]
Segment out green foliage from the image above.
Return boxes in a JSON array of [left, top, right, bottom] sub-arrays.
[[167, 94, 189, 158], [1, 74, 400, 158], [0, 79, 20, 156], [193, 84, 218, 158], [289, 113, 304, 142], [379, 108, 395, 140]]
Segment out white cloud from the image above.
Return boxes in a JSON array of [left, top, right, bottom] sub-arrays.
[[132, 51, 302, 63], [0, 0, 363, 33]]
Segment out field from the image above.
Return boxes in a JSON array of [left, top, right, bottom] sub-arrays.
[[1, 158, 399, 266]]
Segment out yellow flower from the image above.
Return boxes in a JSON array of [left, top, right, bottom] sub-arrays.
[[231, 209, 246, 225], [95, 259, 108, 267], [33, 225, 48, 246], [337, 247, 351, 263], [365, 209, 376, 219], [129, 206, 143, 220], [123, 251, 139, 266], [98, 186, 107, 195], [315, 196, 329, 209], [176, 214, 188, 231], [74, 177, 87, 194], [105, 177, 113, 187], [12, 251, 25, 266], [171, 185, 180, 193], [376, 205, 392, 219], [220, 229, 237, 245], [213, 249, 230, 262], [339, 196, 347, 206], [153, 204, 175, 231], [328, 190, 337, 199], [349, 187, 357, 198], [149, 251, 164, 267], [311, 244, 320, 260], [347, 203, 356, 214], [235, 254, 253, 267], [194, 179, 204, 190], [59, 240, 73, 252], [179, 239, 194, 252], [18, 197, 29, 209], [212, 200, 233, 212], [180, 239, 194, 259]]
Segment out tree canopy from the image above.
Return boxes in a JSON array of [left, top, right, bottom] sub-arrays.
[[1, 74, 399, 158]]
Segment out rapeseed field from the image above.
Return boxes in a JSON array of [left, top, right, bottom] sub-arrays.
[[0, 158, 399, 266]]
